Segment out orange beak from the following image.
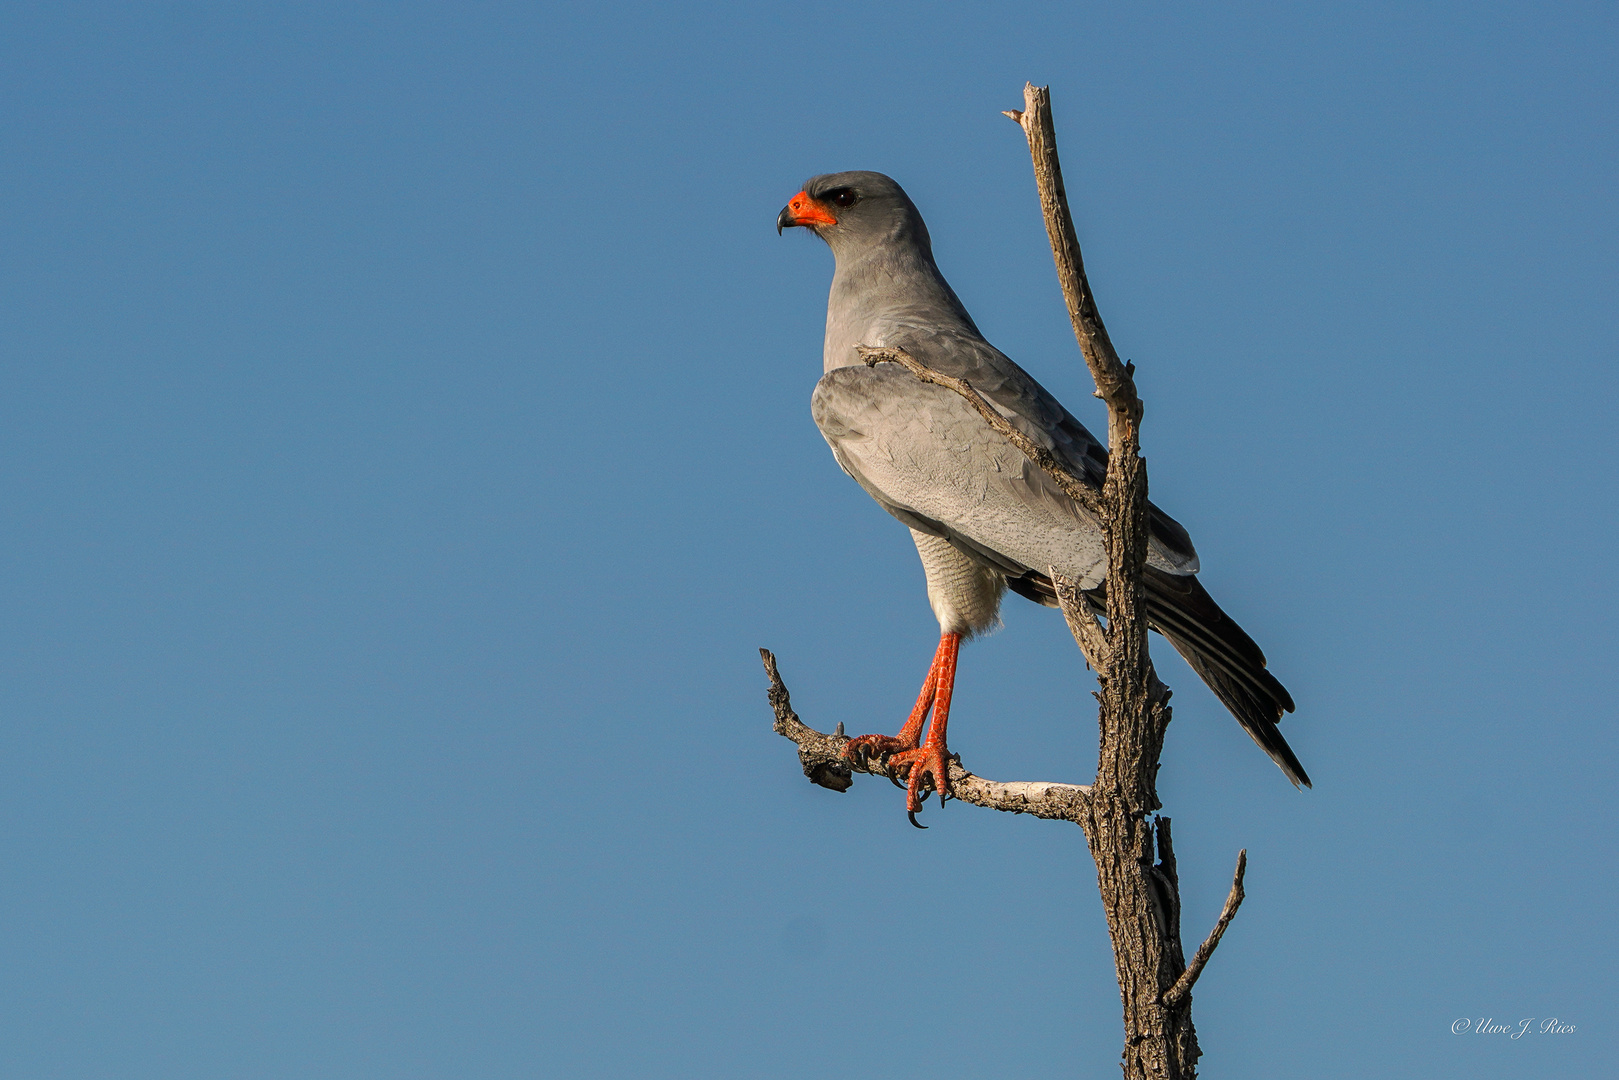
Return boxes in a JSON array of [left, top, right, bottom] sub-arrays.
[[776, 191, 839, 234]]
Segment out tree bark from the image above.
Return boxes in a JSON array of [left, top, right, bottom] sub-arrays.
[[1007, 81, 1201, 1079]]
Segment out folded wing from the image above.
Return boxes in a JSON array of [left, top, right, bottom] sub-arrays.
[[812, 338, 1305, 787]]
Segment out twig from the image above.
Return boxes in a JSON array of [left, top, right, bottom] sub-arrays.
[[856, 344, 1105, 519], [1161, 850, 1248, 1008], [1050, 569, 1110, 673], [761, 649, 1093, 824], [1005, 87, 1137, 419]]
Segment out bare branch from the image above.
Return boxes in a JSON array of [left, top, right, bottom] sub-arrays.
[[1010, 84, 1205, 1079], [1162, 850, 1248, 1008], [1007, 84, 1138, 418], [1051, 569, 1109, 673], [761, 649, 1092, 824], [857, 344, 1105, 518]]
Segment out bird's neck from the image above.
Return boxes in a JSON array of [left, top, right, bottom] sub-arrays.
[[822, 249, 979, 373]]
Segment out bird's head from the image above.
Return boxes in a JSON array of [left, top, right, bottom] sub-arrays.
[[776, 171, 930, 257]]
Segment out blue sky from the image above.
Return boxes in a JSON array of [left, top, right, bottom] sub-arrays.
[[0, 2, 1614, 1077]]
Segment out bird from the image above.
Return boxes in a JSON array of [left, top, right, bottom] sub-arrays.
[[777, 171, 1306, 823]]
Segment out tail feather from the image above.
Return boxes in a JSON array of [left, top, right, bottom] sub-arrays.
[[1007, 566, 1309, 788], [1143, 568, 1307, 787], [1142, 569, 1295, 713]]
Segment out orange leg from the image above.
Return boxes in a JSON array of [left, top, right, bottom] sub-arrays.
[[843, 632, 962, 824]]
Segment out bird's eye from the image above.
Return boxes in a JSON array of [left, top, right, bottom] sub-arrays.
[[827, 189, 859, 208]]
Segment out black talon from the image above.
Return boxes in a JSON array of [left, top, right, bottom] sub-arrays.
[[908, 810, 928, 830]]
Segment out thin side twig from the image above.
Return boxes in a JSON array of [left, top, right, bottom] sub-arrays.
[[761, 649, 1093, 824], [1005, 88, 1137, 417], [1161, 850, 1248, 1008], [1050, 569, 1110, 674], [856, 344, 1105, 518]]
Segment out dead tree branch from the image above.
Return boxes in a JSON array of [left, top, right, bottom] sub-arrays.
[[1162, 850, 1248, 1008], [763, 649, 1092, 823], [1004, 89, 1139, 418], [1051, 570, 1110, 672], [1008, 79, 1212, 1080]]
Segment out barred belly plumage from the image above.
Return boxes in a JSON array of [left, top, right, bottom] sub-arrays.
[[910, 529, 1006, 639]]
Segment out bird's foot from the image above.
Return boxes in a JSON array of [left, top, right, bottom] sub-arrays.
[[885, 742, 953, 818], [842, 733, 915, 772], [843, 735, 954, 827]]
